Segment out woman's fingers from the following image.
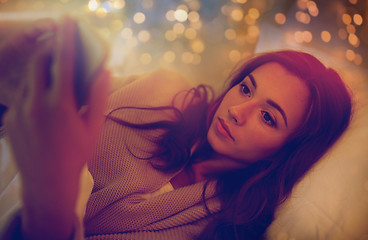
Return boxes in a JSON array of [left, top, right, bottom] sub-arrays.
[[52, 16, 77, 106], [24, 18, 58, 42], [0, 18, 57, 106], [6, 18, 58, 54], [26, 47, 53, 109]]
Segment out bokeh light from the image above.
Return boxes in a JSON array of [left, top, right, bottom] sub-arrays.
[[163, 51, 176, 63], [191, 39, 205, 53], [275, 13, 286, 25], [188, 11, 200, 22], [120, 28, 133, 39], [225, 28, 237, 40], [133, 12, 146, 24], [353, 14, 363, 26], [342, 13, 352, 25], [185, 28, 197, 40], [231, 8, 244, 22], [321, 31, 331, 42], [174, 9, 188, 22], [137, 30, 151, 43], [0, 0, 366, 83], [229, 50, 241, 62]]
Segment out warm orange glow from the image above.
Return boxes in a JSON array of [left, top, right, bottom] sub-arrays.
[[297, 0, 308, 10], [191, 39, 205, 53], [303, 31, 312, 43], [165, 30, 176, 41], [182, 52, 194, 64], [342, 13, 352, 25], [248, 8, 260, 19], [345, 49, 355, 61], [353, 14, 363, 26], [225, 28, 237, 40], [173, 23, 185, 34], [346, 24, 356, 34], [221, 5, 230, 16], [232, 0, 248, 3], [184, 28, 197, 40], [321, 31, 331, 42], [245, 34, 257, 44], [244, 15, 256, 25], [275, 13, 286, 25], [307, 1, 319, 17], [163, 51, 176, 63], [353, 54, 362, 65], [229, 50, 241, 62], [338, 28, 348, 40], [231, 8, 244, 22], [364, 180, 368, 191], [177, 4, 189, 12], [191, 20, 202, 30], [192, 54, 202, 65], [248, 25, 259, 38], [296, 11, 311, 24], [188, 11, 200, 22], [294, 31, 304, 43], [348, 33, 359, 47], [188, 1, 200, 11]]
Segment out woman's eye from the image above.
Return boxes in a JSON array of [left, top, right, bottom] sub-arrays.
[[261, 111, 276, 127], [240, 83, 251, 96]]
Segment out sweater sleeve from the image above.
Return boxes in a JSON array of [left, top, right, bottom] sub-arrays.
[[84, 69, 199, 233]]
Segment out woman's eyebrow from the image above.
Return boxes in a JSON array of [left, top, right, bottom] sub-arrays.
[[249, 74, 288, 127], [266, 99, 288, 127], [248, 74, 257, 89]]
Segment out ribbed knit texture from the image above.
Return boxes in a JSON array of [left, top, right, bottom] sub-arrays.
[[84, 70, 221, 239]]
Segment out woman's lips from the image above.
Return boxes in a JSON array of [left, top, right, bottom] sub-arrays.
[[216, 117, 235, 141]]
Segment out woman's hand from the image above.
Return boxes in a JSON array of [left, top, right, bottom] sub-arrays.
[[0, 18, 58, 106], [3, 16, 110, 240]]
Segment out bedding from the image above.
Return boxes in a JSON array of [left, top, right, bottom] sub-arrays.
[[1, 69, 367, 239]]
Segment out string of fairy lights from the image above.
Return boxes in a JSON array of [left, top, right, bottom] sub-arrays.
[[0, 0, 367, 77]]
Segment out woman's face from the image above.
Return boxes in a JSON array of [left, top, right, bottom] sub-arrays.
[[207, 62, 310, 165]]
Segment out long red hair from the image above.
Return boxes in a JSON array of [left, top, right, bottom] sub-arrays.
[[107, 50, 352, 239]]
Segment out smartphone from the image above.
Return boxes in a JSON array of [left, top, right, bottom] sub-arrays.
[[74, 20, 108, 108], [38, 18, 108, 108]]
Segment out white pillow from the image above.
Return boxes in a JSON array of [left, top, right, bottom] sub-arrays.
[[266, 69, 368, 240]]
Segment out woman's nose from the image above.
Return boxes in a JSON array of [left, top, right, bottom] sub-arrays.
[[228, 102, 254, 125]]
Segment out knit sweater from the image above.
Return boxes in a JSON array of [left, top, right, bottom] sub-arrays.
[[84, 69, 221, 239]]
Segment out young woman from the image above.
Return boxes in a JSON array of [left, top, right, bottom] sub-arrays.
[[0, 17, 352, 240]]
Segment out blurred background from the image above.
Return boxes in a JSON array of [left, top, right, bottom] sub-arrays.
[[1, 1, 368, 239], [0, 0, 367, 90]]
